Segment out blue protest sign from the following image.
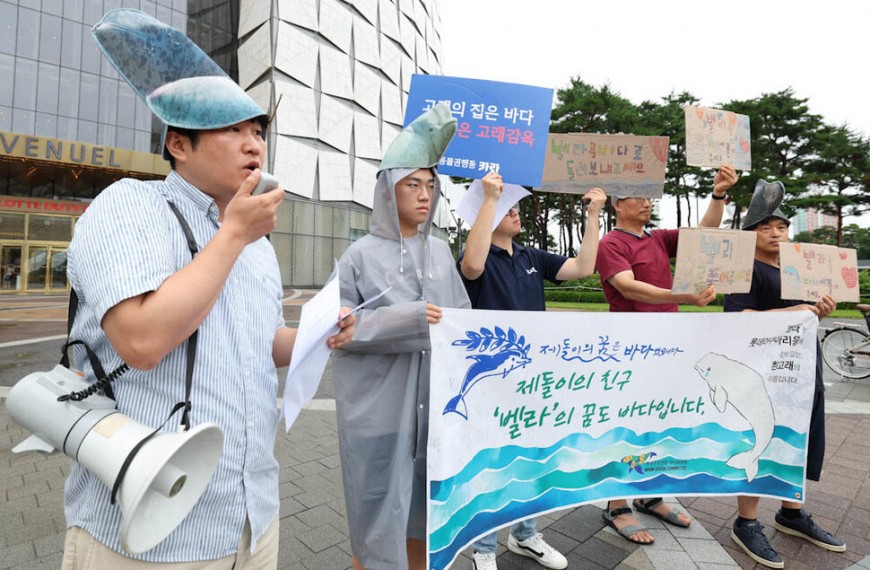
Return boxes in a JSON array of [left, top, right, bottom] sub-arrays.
[[404, 75, 554, 187]]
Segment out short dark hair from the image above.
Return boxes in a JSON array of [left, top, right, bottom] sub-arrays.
[[165, 126, 200, 169]]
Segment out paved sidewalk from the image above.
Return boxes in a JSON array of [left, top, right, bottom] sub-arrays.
[[2, 293, 870, 568]]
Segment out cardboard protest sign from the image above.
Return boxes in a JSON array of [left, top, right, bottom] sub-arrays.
[[427, 309, 817, 570], [672, 228, 757, 294], [685, 105, 751, 170], [404, 75, 554, 187], [779, 243, 860, 303], [540, 133, 669, 197]]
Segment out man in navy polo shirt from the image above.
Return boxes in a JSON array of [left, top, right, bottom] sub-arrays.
[[458, 170, 606, 570]]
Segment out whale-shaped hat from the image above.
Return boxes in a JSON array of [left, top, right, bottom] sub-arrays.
[[92, 8, 267, 159], [378, 103, 456, 173], [742, 179, 790, 230]]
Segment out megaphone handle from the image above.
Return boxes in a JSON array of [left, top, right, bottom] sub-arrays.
[[110, 400, 190, 505]]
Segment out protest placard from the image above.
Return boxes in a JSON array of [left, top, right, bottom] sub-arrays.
[[404, 75, 553, 187], [672, 228, 757, 294], [427, 309, 816, 570], [685, 105, 751, 170], [779, 243, 860, 303], [540, 133, 669, 197]]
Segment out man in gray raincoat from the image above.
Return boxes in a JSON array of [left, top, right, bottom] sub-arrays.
[[333, 103, 471, 569]]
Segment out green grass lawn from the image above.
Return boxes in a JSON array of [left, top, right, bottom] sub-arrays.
[[546, 301, 864, 319]]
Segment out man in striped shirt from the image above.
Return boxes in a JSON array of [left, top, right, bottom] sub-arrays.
[[61, 9, 354, 569]]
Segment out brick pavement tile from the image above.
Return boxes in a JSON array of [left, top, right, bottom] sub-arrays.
[[10, 551, 64, 570], [0, 494, 37, 516], [275, 534, 307, 568], [33, 533, 64, 556], [643, 549, 699, 570], [0, 474, 23, 493], [677, 537, 734, 564], [570, 535, 630, 568], [278, 480, 304, 498], [293, 459, 329, 477], [279, 496, 308, 518], [299, 544, 351, 570], [684, 496, 737, 521], [614, 548, 656, 569], [0, 542, 35, 569], [6, 478, 49, 499], [296, 524, 347, 553], [296, 504, 346, 530]]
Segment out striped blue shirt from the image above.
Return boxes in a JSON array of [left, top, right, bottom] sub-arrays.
[[65, 171, 285, 562]]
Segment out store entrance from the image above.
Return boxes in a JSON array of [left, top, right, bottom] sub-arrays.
[[24, 245, 68, 293], [1, 245, 22, 292]]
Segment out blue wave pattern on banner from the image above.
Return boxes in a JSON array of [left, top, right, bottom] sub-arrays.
[[428, 424, 806, 570]]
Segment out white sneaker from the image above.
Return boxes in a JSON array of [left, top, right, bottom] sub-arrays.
[[472, 551, 497, 570], [507, 533, 568, 569]]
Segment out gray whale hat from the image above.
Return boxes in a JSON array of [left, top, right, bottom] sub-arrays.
[[742, 179, 790, 230]]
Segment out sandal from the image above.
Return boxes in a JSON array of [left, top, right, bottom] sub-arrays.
[[602, 506, 654, 544], [633, 498, 691, 528]]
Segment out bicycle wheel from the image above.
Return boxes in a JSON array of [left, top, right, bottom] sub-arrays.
[[822, 328, 870, 379]]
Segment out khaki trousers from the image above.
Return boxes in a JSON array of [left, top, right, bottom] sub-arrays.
[[61, 517, 279, 570]]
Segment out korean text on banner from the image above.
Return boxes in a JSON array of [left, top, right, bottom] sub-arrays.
[[427, 309, 817, 570], [404, 75, 554, 187], [540, 133, 669, 197], [779, 243, 860, 303], [672, 228, 757, 295], [685, 105, 752, 170]]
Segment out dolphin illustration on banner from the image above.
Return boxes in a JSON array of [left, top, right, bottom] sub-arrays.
[[443, 327, 532, 420]]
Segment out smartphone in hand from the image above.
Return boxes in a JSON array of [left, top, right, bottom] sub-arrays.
[[252, 172, 280, 195]]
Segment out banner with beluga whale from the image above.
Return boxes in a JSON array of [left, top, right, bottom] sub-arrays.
[[427, 309, 817, 570]]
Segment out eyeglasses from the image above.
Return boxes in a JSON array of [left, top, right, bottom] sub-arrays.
[[618, 197, 657, 205], [504, 207, 519, 217]]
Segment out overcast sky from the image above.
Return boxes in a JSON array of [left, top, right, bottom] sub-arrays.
[[437, 0, 870, 227], [439, 0, 870, 138]]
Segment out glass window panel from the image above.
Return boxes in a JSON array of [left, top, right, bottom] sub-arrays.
[[332, 207, 349, 237], [313, 237, 334, 284], [292, 235, 315, 285], [100, 51, 119, 79], [27, 247, 47, 290], [29, 215, 72, 241], [0, 214, 26, 240], [17, 8, 40, 59], [42, 0, 65, 17], [39, 13, 62, 65], [0, 105, 11, 131], [122, 0, 139, 9], [50, 249, 68, 289], [293, 201, 315, 235], [14, 58, 37, 110], [1, 245, 23, 291], [83, 0, 104, 26], [104, 0, 122, 11], [78, 120, 97, 144], [98, 76, 118, 124], [61, 20, 83, 69], [117, 86, 136, 128], [36, 62, 60, 114], [134, 129, 150, 151], [140, 1, 156, 16], [34, 112, 57, 138], [63, 0, 84, 23], [98, 123, 116, 146], [117, 126, 134, 149], [80, 35, 101, 74], [56, 115, 77, 140], [156, 5, 172, 26], [172, 11, 186, 32], [174, 0, 188, 12], [276, 200, 294, 233], [314, 204, 333, 237], [18, 0, 40, 10], [270, 234, 293, 285], [134, 98, 151, 130], [79, 74, 99, 121], [58, 68, 81, 118], [0, 53, 13, 107], [12, 108, 34, 133], [0, 3, 17, 55]]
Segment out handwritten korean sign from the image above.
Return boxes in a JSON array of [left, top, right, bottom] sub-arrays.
[[540, 133, 669, 197], [428, 309, 817, 570], [404, 75, 554, 187], [685, 105, 751, 170], [672, 228, 757, 294], [779, 243, 860, 303]]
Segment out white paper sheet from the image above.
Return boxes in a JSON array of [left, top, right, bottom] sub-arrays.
[[281, 266, 341, 430], [455, 178, 531, 231]]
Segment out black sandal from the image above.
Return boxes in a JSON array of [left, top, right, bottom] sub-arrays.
[[633, 498, 691, 528], [602, 505, 654, 544]]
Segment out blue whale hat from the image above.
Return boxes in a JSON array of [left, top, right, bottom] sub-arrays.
[[92, 8, 267, 159]]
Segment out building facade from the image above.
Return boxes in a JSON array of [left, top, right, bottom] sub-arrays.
[[791, 207, 838, 235], [1, 0, 454, 293]]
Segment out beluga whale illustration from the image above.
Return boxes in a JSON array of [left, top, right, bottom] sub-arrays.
[[444, 327, 532, 420], [694, 352, 775, 482]]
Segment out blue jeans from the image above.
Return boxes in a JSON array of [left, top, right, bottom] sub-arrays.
[[472, 518, 537, 554]]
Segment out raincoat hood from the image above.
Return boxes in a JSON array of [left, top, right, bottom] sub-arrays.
[[742, 179, 790, 230], [91, 9, 268, 159], [369, 168, 442, 241]]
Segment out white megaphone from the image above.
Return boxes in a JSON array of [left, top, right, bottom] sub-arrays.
[[5, 365, 223, 554]]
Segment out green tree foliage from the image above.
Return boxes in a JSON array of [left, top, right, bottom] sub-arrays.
[[791, 126, 870, 244], [793, 224, 870, 258]]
